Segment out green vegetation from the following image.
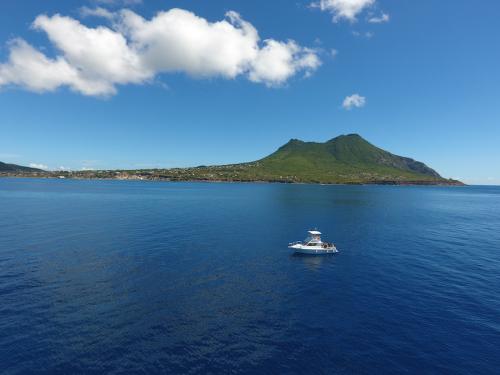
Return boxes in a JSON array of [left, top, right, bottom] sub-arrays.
[[0, 162, 42, 172], [0, 134, 463, 185], [242, 134, 448, 183]]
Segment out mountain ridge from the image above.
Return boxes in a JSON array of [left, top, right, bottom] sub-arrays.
[[241, 133, 447, 183], [0, 161, 42, 173]]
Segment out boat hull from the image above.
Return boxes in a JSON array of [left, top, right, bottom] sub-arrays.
[[288, 245, 338, 255]]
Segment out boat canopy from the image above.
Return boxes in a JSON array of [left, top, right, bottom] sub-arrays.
[[308, 230, 322, 235]]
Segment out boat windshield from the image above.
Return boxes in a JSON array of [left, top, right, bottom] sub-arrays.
[[304, 236, 322, 243]]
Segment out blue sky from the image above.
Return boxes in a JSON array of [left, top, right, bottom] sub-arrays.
[[0, 0, 499, 184]]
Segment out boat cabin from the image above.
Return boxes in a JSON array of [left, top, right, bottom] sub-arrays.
[[303, 230, 324, 246]]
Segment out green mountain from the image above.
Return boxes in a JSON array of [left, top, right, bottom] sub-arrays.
[[243, 133, 446, 183], [0, 161, 42, 172], [169, 133, 458, 184]]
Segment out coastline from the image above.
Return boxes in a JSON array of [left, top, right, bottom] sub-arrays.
[[0, 173, 466, 186]]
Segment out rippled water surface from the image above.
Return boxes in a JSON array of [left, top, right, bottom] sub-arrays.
[[1, 178, 499, 374]]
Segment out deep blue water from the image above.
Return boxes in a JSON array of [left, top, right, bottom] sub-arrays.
[[1, 178, 499, 374]]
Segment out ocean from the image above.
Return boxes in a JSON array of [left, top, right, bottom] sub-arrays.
[[1, 178, 499, 374]]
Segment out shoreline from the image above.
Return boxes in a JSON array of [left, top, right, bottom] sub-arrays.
[[0, 174, 466, 186]]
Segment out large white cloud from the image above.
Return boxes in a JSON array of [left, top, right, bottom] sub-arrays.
[[0, 39, 108, 95], [118, 9, 259, 79], [312, 0, 376, 22], [0, 8, 320, 97]]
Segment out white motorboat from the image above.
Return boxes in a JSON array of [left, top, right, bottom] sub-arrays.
[[288, 230, 338, 255]]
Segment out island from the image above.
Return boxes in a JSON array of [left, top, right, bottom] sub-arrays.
[[0, 134, 464, 185]]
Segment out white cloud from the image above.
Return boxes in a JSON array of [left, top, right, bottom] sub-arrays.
[[352, 31, 374, 38], [368, 12, 389, 23], [32, 13, 150, 95], [331, 48, 339, 58], [0, 8, 320, 96], [248, 40, 320, 86], [0, 39, 86, 93], [29, 163, 49, 170], [93, 0, 142, 6], [312, 0, 375, 22], [79, 6, 115, 20], [342, 93, 366, 110]]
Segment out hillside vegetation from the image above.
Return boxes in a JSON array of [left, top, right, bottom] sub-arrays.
[[1, 134, 463, 185], [0, 162, 42, 172]]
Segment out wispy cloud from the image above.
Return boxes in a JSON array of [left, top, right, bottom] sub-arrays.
[[311, 0, 389, 25], [352, 31, 374, 38], [92, 0, 143, 6], [311, 0, 375, 22], [79, 6, 114, 20], [342, 93, 366, 110], [29, 163, 48, 170], [368, 12, 389, 23]]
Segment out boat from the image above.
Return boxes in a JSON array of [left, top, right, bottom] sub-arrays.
[[288, 230, 338, 255]]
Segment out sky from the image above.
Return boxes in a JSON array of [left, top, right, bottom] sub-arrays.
[[0, 0, 499, 184]]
